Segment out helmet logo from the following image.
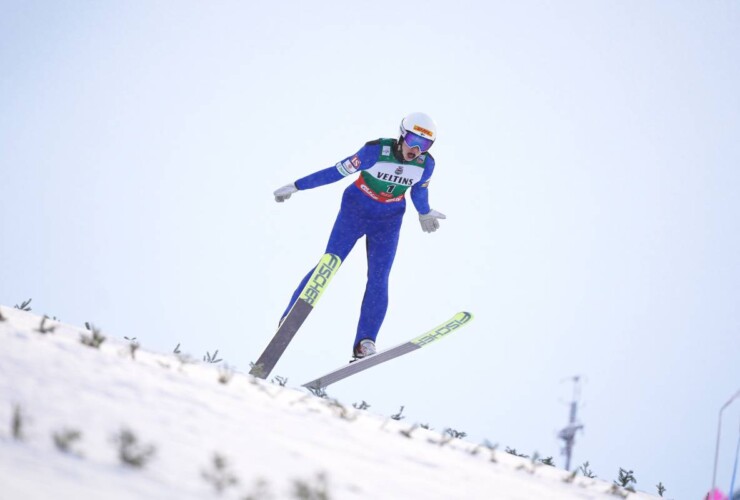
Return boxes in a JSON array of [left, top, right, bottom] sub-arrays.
[[395, 165, 404, 175], [413, 124, 433, 137]]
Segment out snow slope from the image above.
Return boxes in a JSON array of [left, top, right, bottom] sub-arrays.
[[0, 305, 659, 499]]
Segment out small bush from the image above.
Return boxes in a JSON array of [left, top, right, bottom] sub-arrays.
[[293, 472, 330, 500], [579, 461, 597, 478], [243, 478, 273, 500], [352, 401, 370, 410], [201, 453, 239, 494], [483, 441, 499, 463], [390, 406, 405, 421], [203, 350, 223, 364], [306, 386, 328, 399], [219, 365, 235, 384], [539, 456, 555, 466], [607, 484, 629, 498], [400, 425, 417, 438], [657, 482, 667, 497], [444, 428, 467, 439], [14, 298, 32, 311], [614, 467, 636, 492], [327, 399, 354, 421], [563, 470, 578, 484], [505, 447, 528, 458], [36, 317, 56, 334], [11, 404, 25, 440], [124, 337, 140, 360], [113, 428, 156, 468], [173, 344, 194, 366], [81, 323, 106, 348], [53, 428, 83, 455], [427, 432, 454, 448]]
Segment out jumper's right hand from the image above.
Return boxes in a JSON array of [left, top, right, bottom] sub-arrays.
[[274, 183, 298, 202]]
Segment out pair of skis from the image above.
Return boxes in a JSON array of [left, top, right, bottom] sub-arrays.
[[249, 253, 473, 389]]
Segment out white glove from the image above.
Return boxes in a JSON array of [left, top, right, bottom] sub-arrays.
[[419, 209, 446, 233], [274, 183, 298, 202]]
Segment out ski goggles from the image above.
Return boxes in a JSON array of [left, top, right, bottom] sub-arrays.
[[403, 131, 434, 152]]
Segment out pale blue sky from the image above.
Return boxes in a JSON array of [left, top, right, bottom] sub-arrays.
[[2, 1, 739, 497]]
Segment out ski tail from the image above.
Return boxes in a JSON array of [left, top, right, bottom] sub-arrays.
[[249, 253, 342, 378], [302, 311, 473, 390]]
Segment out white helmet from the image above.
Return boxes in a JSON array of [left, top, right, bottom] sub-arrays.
[[400, 112, 437, 142]]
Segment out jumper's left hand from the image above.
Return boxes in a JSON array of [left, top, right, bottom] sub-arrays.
[[419, 209, 446, 233]]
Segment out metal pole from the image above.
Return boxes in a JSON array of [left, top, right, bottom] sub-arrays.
[[559, 376, 583, 471], [729, 417, 739, 500], [712, 389, 740, 494]]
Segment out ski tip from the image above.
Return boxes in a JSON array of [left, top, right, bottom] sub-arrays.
[[458, 311, 474, 322]]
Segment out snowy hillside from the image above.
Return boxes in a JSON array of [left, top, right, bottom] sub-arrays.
[[0, 304, 659, 500]]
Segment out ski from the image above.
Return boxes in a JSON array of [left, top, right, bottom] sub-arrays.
[[302, 311, 473, 390], [249, 253, 342, 379]]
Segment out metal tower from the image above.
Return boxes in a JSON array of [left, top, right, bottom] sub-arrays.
[[558, 375, 584, 471]]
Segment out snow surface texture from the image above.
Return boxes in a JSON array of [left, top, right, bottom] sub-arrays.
[[0, 305, 660, 499]]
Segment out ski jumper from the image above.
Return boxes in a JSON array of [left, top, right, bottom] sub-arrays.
[[282, 138, 436, 350]]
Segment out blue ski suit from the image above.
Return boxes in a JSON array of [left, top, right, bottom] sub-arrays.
[[282, 138, 436, 350]]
